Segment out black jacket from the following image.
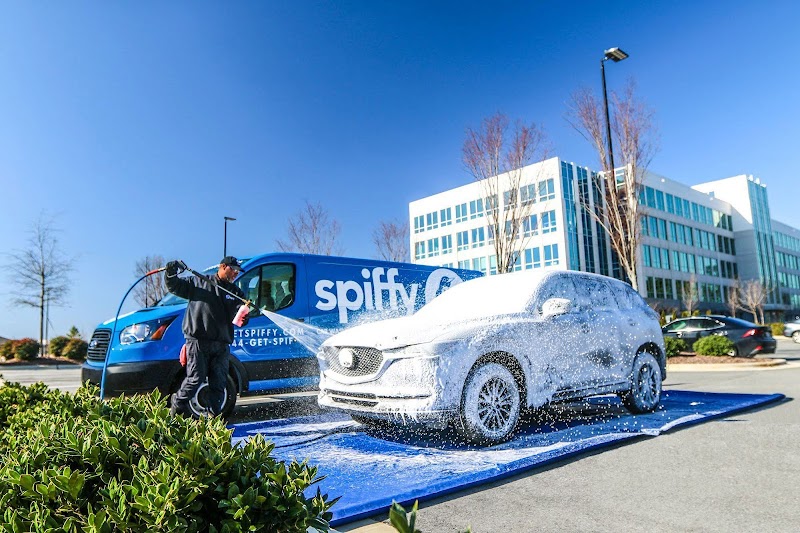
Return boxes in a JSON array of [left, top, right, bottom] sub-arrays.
[[165, 272, 248, 344]]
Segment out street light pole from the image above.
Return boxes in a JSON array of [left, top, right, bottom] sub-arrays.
[[601, 47, 628, 179], [223, 216, 236, 256]]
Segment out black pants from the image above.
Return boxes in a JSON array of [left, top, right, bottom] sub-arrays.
[[173, 338, 230, 416]]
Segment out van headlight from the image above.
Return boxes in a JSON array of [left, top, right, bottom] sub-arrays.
[[119, 318, 175, 345]]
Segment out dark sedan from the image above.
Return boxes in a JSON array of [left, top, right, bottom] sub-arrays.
[[662, 315, 776, 357]]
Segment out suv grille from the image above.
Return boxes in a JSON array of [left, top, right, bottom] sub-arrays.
[[86, 329, 112, 362], [323, 346, 383, 377]]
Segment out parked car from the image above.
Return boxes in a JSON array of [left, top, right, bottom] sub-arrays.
[[783, 320, 800, 343], [661, 316, 776, 357], [317, 270, 666, 444]]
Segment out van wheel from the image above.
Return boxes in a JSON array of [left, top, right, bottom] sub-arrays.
[[621, 352, 662, 413], [457, 362, 521, 445], [183, 374, 237, 419]]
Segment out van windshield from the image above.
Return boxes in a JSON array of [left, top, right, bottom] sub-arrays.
[[154, 265, 220, 307]]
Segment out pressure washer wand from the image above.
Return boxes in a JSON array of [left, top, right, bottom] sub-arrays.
[[178, 261, 253, 308]]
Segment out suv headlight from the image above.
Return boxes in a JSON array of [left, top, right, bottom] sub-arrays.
[[119, 317, 175, 345]]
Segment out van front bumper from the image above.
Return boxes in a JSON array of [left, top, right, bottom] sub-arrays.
[[81, 360, 182, 397]]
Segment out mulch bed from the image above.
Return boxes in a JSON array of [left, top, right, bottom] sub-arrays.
[[0, 356, 81, 367], [668, 353, 758, 364]]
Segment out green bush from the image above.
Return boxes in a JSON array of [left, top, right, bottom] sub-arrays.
[[0, 341, 13, 360], [0, 381, 335, 531], [693, 335, 735, 356], [48, 335, 70, 357], [61, 338, 88, 361], [664, 336, 687, 358], [12, 338, 39, 360], [770, 323, 784, 337]]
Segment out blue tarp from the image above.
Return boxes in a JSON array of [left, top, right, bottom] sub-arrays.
[[229, 390, 783, 526]]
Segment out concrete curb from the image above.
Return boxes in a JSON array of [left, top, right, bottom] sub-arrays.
[[0, 364, 81, 371], [667, 358, 790, 372]]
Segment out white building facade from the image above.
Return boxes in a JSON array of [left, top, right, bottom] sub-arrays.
[[409, 157, 798, 319]]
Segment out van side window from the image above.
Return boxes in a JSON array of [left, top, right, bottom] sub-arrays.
[[235, 263, 296, 313], [260, 264, 296, 312]]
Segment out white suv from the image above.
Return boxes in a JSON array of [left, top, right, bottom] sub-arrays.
[[317, 270, 666, 444]]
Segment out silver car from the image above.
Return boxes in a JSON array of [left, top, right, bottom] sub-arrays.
[[317, 270, 666, 444]]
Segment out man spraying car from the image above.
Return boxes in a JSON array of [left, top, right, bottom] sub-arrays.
[[165, 256, 250, 417]]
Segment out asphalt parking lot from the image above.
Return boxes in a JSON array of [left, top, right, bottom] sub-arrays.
[[2, 339, 799, 532]]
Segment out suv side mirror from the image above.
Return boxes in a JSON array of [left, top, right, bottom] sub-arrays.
[[542, 298, 572, 318]]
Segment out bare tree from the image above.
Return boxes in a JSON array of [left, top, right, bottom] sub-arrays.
[[373, 220, 409, 262], [276, 201, 344, 256], [566, 80, 658, 288], [462, 113, 549, 273], [680, 275, 699, 316], [726, 279, 741, 318], [4, 214, 73, 355], [739, 279, 767, 324], [133, 255, 168, 308]]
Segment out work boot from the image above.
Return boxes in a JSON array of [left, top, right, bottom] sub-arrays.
[[170, 396, 190, 418]]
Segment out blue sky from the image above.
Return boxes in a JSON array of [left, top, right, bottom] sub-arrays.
[[1, 0, 799, 340]]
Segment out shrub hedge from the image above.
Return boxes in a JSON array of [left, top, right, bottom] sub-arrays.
[[49, 335, 70, 357], [663, 336, 687, 358], [0, 380, 335, 532], [11, 338, 39, 360], [693, 335, 735, 356], [770, 323, 784, 337], [62, 338, 89, 361]]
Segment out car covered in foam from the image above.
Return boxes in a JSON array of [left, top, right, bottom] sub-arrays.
[[317, 270, 666, 444]]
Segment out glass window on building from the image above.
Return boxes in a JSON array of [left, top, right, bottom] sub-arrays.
[[669, 221, 677, 242], [414, 215, 424, 234], [649, 217, 658, 238], [457, 230, 469, 251], [679, 252, 688, 272], [646, 276, 655, 298], [691, 202, 699, 222], [643, 245, 651, 267], [524, 247, 541, 269], [541, 210, 557, 234], [469, 198, 484, 219], [490, 255, 499, 275], [682, 199, 691, 219], [641, 216, 649, 237], [655, 278, 665, 299], [455, 203, 468, 223], [426, 238, 439, 257], [458, 259, 470, 269], [441, 234, 452, 255], [520, 184, 536, 206], [440, 207, 452, 227], [426, 211, 438, 230], [538, 178, 556, 201], [523, 214, 538, 236], [503, 189, 517, 209], [487, 225, 496, 245], [666, 194, 675, 214], [472, 256, 487, 274], [651, 246, 661, 269], [471, 227, 485, 248], [675, 196, 684, 218], [660, 248, 670, 269], [485, 194, 499, 215], [665, 279, 674, 299], [655, 190, 665, 211], [687, 253, 696, 273], [414, 241, 425, 260], [658, 219, 667, 240], [645, 187, 656, 208], [544, 244, 559, 266]]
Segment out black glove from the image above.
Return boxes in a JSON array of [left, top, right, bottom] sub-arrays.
[[166, 260, 185, 276]]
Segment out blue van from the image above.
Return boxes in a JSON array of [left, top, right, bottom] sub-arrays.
[[81, 253, 482, 417]]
